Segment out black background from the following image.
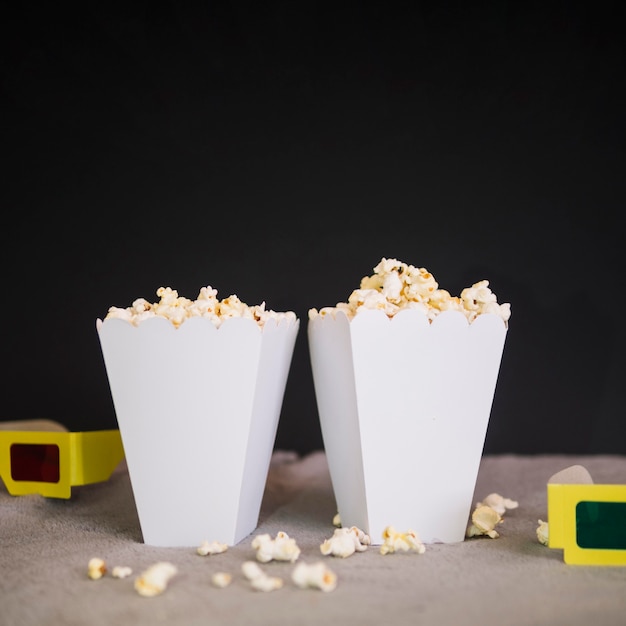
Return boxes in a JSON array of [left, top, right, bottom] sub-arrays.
[[2, 3, 624, 455]]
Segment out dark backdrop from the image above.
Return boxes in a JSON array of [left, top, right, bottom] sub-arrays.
[[2, 3, 624, 455]]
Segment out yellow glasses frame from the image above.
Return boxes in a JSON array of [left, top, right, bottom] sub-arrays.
[[547, 465, 626, 566], [0, 420, 124, 499]]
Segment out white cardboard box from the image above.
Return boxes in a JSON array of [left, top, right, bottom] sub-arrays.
[[97, 314, 299, 547], [308, 308, 507, 544]]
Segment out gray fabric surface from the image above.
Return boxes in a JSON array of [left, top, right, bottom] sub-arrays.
[[2, 452, 626, 626]]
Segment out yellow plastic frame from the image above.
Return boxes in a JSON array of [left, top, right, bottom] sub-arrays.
[[547, 481, 626, 566], [0, 427, 124, 499]]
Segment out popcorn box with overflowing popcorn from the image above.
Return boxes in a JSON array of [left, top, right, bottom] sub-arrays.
[[96, 287, 299, 547], [308, 259, 510, 545]]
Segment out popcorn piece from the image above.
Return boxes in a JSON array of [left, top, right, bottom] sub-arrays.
[[320, 526, 370, 558], [241, 561, 283, 592], [111, 565, 133, 579], [466, 505, 503, 539], [352, 525, 371, 546], [241, 560, 265, 580], [134, 562, 178, 597], [380, 526, 426, 555], [211, 572, 233, 588], [477, 493, 519, 516], [332, 512, 341, 527], [197, 540, 228, 556], [536, 519, 549, 546], [87, 557, 107, 580], [308, 258, 511, 325], [250, 574, 284, 592], [251, 531, 301, 563], [104, 286, 296, 329], [292, 561, 338, 592]]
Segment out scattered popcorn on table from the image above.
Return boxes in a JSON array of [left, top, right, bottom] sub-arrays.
[[134, 562, 178, 597], [105, 286, 296, 329], [87, 557, 107, 580], [476, 493, 519, 516], [197, 540, 228, 556], [332, 512, 342, 527], [241, 561, 283, 592], [292, 561, 338, 592], [380, 526, 426, 555], [308, 257, 511, 324], [211, 572, 233, 588], [536, 519, 549, 546], [111, 565, 133, 579], [252, 531, 301, 563], [320, 526, 371, 558], [466, 505, 503, 539]]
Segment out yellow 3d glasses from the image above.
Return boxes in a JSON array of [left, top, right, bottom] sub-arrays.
[[0, 419, 124, 499], [547, 465, 626, 566]]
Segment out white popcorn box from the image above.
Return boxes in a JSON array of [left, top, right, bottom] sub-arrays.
[[96, 315, 299, 547], [308, 308, 508, 544]]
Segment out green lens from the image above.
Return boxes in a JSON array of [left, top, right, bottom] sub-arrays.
[[10, 443, 61, 483], [576, 501, 626, 550]]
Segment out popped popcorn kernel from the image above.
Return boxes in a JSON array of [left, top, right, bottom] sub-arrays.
[[308, 258, 511, 325], [241, 560, 264, 580], [111, 565, 133, 579], [197, 540, 228, 556], [476, 493, 519, 516], [251, 531, 301, 563], [320, 526, 370, 558], [292, 561, 338, 592], [241, 561, 283, 592], [87, 557, 107, 580], [380, 526, 426, 555], [104, 286, 296, 329], [466, 505, 503, 539], [332, 512, 342, 527], [536, 519, 549, 546], [134, 562, 178, 597], [211, 572, 233, 588]]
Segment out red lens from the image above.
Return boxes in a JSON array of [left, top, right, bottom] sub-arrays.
[[10, 443, 61, 483]]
